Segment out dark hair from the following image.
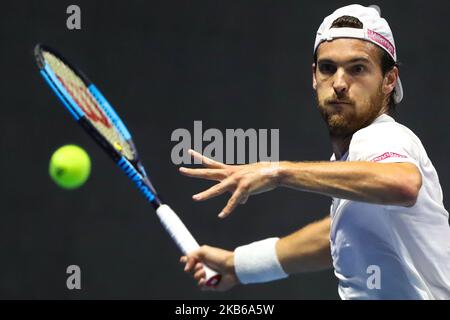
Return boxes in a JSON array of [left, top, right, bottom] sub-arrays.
[[314, 15, 399, 114]]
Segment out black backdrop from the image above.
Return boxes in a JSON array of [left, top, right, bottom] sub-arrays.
[[0, 0, 449, 299]]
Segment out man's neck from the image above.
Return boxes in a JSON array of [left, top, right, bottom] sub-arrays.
[[331, 135, 352, 160], [329, 111, 389, 159]]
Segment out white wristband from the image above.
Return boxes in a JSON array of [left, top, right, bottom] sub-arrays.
[[234, 237, 288, 284]]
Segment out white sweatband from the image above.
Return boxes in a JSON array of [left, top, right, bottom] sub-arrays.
[[234, 237, 288, 284]]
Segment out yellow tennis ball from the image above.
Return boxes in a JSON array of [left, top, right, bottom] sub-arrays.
[[49, 145, 91, 189]]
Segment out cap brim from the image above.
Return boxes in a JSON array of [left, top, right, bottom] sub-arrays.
[[393, 77, 403, 103]]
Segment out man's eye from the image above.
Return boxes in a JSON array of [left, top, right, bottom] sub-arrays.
[[351, 65, 365, 74], [319, 64, 336, 74]]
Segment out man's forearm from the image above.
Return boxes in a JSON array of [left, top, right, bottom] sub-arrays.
[[276, 216, 332, 274], [276, 161, 421, 207]]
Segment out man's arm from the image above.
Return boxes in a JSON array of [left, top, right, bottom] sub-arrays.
[[276, 216, 332, 274], [180, 149, 422, 218], [277, 161, 421, 208], [182, 216, 332, 291]]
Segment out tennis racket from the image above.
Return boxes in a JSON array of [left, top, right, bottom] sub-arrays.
[[34, 44, 221, 287]]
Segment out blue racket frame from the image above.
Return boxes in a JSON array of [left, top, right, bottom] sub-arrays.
[[35, 44, 160, 207]]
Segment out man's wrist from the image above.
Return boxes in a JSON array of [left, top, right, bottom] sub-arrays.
[[225, 251, 240, 283], [234, 237, 289, 284], [261, 161, 287, 188], [275, 161, 292, 187]]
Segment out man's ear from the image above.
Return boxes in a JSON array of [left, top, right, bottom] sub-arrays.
[[383, 66, 398, 96], [312, 63, 317, 90]]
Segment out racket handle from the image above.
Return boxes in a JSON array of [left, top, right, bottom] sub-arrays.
[[156, 204, 221, 287]]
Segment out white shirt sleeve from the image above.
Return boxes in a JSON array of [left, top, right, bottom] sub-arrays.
[[347, 122, 421, 167]]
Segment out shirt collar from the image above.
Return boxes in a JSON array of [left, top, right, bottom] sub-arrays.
[[330, 113, 394, 161], [371, 113, 395, 125]]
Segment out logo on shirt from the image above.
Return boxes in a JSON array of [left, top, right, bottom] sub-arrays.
[[371, 152, 407, 162]]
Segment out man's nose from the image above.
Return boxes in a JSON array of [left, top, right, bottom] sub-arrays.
[[332, 69, 349, 95]]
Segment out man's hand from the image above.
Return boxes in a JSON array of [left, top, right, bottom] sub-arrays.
[[179, 149, 280, 218], [180, 246, 239, 292]]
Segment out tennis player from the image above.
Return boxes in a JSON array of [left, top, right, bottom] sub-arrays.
[[179, 4, 450, 299]]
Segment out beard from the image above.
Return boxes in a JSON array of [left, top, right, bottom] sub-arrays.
[[316, 88, 386, 138]]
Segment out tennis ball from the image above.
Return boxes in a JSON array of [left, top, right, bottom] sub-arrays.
[[49, 145, 91, 189]]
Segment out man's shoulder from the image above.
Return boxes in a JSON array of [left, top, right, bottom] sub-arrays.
[[353, 115, 419, 143], [348, 116, 425, 160]]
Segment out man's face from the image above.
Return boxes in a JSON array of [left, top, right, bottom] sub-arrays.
[[313, 38, 393, 138]]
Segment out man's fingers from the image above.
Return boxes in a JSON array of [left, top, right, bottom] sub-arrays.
[[194, 262, 204, 273], [192, 178, 234, 201], [194, 268, 206, 281], [184, 257, 197, 272], [198, 278, 207, 288], [189, 149, 226, 169], [179, 167, 226, 181], [218, 188, 246, 218]]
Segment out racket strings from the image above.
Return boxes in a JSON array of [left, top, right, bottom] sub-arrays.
[[43, 51, 135, 160]]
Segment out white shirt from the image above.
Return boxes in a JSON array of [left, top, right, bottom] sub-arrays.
[[330, 114, 450, 299]]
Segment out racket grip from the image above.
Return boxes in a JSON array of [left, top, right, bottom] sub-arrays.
[[156, 204, 221, 287]]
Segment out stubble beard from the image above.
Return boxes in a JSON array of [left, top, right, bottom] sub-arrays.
[[316, 89, 386, 139]]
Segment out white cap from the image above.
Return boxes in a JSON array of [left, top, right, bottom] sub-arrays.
[[314, 4, 403, 103]]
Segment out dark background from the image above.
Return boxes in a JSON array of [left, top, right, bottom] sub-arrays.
[[0, 0, 449, 299]]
